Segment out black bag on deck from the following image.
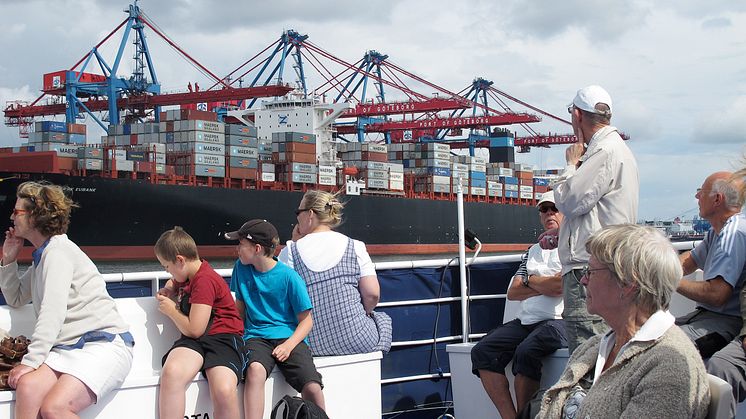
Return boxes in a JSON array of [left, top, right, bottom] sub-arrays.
[[270, 395, 329, 419]]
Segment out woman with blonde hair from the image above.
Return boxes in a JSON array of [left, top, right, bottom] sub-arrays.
[[1, 181, 133, 418], [279, 190, 392, 356], [538, 223, 709, 418]]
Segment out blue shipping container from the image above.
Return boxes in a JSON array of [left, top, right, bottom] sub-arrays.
[[533, 177, 551, 186], [505, 190, 519, 198], [489, 137, 514, 147], [470, 179, 487, 188], [499, 176, 519, 185], [39, 121, 67, 133], [428, 167, 451, 177], [68, 134, 86, 145], [470, 171, 486, 181]]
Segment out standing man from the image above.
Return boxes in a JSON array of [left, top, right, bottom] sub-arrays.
[[471, 192, 567, 419], [547, 85, 639, 353], [676, 172, 746, 360]]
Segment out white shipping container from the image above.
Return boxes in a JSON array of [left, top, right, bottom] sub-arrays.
[[519, 185, 534, 193], [505, 184, 519, 192], [318, 175, 336, 185], [228, 146, 258, 159], [470, 187, 486, 196], [318, 165, 336, 176], [181, 120, 225, 133], [389, 180, 404, 191], [519, 191, 534, 199], [388, 162, 404, 173], [432, 175, 450, 185], [261, 172, 276, 182], [39, 143, 80, 158], [107, 159, 134, 172], [260, 163, 275, 173], [451, 163, 469, 172], [78, 159, 102, 170], [359, 161, 388, 170], [107, 149, 128, 161], [366, 178, 389, 189], [499, 167, 514, 177], [194, 154, 226, 166], [288, 172, 316, 184], [362, 169, 389, 180], [422, 142, 450, 152], [183, 131, 225, 145], [389, 172, 404, 182], [185, 142, 225, 156]]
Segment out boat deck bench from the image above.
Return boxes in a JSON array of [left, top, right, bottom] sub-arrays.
[[0, 296, 382, 419]]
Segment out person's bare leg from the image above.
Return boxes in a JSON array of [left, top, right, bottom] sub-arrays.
[[301, 381, 325, 411], [514, 374, 540, 415], [478, 369, 516, 419]]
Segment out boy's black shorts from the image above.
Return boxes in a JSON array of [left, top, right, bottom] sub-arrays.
[[163, 333, 247, 383], [245, 337, 323, 392]]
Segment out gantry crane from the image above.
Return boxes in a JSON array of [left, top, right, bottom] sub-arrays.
[[3, 1, 290, 137]]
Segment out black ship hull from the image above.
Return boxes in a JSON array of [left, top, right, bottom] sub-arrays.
[[0, 172, 541, 261]]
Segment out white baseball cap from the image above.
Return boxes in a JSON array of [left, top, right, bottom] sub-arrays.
[[536, 191, 555, 208], [569, 85, 612, 115]]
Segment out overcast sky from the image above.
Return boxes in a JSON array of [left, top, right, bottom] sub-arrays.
[[1, 0, 744, 220]]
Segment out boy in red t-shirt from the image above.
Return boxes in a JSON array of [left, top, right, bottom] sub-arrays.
[[154, 226, 245, 419]]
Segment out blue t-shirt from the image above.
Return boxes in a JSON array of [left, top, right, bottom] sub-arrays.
[[229, 258, 313, 340], [692, 213, 746, 316]]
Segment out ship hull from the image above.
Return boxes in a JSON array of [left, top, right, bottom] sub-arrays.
[[0, 172, 540, 261]]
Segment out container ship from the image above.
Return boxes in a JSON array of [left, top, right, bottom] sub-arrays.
[[0, 2, 573, 262], [0, 95, 547, 262]]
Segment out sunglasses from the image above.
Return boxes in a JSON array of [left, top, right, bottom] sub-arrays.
[[538, 205, 558, 213], [294, 208, 311, 215], [12, 208, 28, 216]]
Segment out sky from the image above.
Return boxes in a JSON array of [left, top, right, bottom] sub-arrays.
[[1, 0, 744, 220]]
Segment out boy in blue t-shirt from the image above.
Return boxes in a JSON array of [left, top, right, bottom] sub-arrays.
[[225, 219, 325, 419]]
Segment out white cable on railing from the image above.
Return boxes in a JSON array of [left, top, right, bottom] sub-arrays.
[[391, 335, 463, 347], [381, 372, 452, 384]]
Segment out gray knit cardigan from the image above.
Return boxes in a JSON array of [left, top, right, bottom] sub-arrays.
[[537, 326, 710, 418]]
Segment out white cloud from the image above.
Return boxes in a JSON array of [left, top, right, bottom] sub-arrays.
[[693, 96, 746, 144]]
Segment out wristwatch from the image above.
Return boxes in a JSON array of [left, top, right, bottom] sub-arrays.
[[521, 275, 530, 288]]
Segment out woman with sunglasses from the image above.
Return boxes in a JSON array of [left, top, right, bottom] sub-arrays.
[[538, 224, 709, 418], [1, 181, 133, 418], [279, 190, 392, 356]]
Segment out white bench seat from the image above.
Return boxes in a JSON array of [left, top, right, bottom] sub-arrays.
[[0, 297, 382, 419]]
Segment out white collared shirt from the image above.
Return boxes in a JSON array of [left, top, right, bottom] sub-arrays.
[[593, 310, 674, 384]]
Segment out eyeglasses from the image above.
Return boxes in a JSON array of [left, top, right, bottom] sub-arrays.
[[11, 208, 28, 216], [538, 205, 558, 213], [294, 208, 311, 216], [567, 105, 575, 114], [577, 265, 610, 283]]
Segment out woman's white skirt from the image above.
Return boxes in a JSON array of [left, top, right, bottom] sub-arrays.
[[44, 335, 133, 401]]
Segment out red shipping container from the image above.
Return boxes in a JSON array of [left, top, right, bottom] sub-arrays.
[[67, 123, 87, 134], [361, 152, 387, 162], [179, 109, 218, 122], [283, 142, 316, 154], [228, 167, 257, 180], [43, 71, 106, 92]]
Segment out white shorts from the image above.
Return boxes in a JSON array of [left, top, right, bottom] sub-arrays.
[[44, 335, 134, 401]]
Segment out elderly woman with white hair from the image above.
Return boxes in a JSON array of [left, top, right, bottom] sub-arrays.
[[538, 224, 710, 418]]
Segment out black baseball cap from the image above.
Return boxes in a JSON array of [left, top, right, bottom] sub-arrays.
[[223, 219, 278, 248]]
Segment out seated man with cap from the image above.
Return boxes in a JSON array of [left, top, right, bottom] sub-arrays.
[[471, 192, 567, 419]]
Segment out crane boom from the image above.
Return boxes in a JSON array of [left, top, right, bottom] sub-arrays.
[[335, 113, 540, 134], [341, 98, 470, 117], [3, 85, 292, 125]]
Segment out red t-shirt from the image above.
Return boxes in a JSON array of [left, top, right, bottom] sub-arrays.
[[174, 260, 243, 336]]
